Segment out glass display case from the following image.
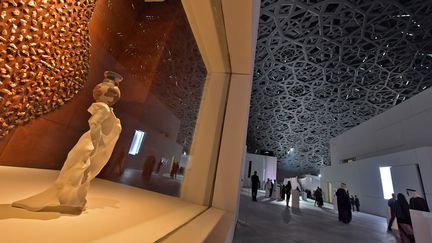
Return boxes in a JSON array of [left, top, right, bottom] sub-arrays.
[[0, 0, 238, 241], [0, 0, 213, 197]]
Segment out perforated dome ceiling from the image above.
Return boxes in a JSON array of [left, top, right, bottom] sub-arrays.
[[247, 0, 432, 174]]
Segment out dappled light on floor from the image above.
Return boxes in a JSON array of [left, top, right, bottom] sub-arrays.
[[234, 189, 398, 243]]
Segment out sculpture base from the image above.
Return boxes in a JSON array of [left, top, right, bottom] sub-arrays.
[[1, 166, 206, 242]]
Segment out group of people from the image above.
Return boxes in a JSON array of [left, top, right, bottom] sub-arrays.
[[264, 179, 293, 201], [141, 155, 182, 181], [169, 161, 180, 179], [264, 178, 275, 198], [262, 178, 294, 206], [253, 176, 431, 243], [350, 195, 360, 212], [250, 171, 297, 206], [387, 190, 430, 243], [336, 183, 430, 243]]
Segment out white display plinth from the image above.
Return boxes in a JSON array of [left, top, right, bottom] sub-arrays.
[[410, 209, 432, 243], [291, 190, 300, 208], [333, 195, 338, 211], [272, 186, 280, 200], [0, 166, 206, 243], [301, 191, 307, 201]]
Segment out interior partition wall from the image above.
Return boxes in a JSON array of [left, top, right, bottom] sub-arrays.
[[321, 147, 432, 217], [323, 86, 432, 217]]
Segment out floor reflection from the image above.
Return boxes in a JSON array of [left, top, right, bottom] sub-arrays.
[[109, 168, 183, 197]]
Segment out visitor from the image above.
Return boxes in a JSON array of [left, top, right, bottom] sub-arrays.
[[387, 193, 397, 231], [169, 160, 177, 178], [280, 183, 286, 200], [251, 171, 260, 201], [336, 183, 352, 224], [271, 179, 278, 199], [155, 159, 163, 174], [350, 195, 355, 212], [285, 181, 292, 207], [113, 148, 126, 176], [269, 180, 274, 198], [394, 193, 415, 243], [354, 195, 360, 211], [314, 186, 323, 207], [142, 155, 156, 181], [407, 189, 430, 212], [264, 179, 271, 197]]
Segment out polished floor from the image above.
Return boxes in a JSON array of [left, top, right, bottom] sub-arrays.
[[233, 189, 399, 243]]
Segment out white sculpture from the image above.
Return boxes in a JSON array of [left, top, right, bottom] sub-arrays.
[[12, 71, 123, 212]]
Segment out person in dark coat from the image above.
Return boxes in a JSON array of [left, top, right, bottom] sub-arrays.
[[387, 193, 397, 231], [407, 189, 430, 212], [350, 195, 355, 211], [395, 193, 415, 243], [354, 195, 360, 211], [280, 184, 286, 200], [251, 171, 260, 201], [314, 186, 323, 207], [285, 181, 292, 207], [336, 183, 352, 224], [269, 180, 274, 198], [142, 155, 156, 181], [156, 159, 163, 174]]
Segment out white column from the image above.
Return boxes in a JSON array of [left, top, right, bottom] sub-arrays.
[[180, 73, 230, 205], [212, 74, 252, 215]]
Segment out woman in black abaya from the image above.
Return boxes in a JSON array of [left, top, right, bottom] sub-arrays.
[[335, 183, 352, 224]]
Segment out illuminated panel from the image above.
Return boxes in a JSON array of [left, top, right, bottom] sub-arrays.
[[128, 130, 145, 155], [379, 166, 394, 199]]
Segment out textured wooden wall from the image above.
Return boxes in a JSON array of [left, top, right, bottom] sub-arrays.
[[0, 0, 206, 185]]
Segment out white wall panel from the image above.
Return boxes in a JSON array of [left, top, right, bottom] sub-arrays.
[[330, 88, 432, 164], [242, 153, 277, 188], [321, 147, 432, 217]]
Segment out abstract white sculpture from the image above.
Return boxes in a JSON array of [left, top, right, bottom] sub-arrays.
[[12, 71, 123, 212]]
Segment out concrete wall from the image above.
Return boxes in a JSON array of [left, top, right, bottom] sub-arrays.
[[321, 147, 432, 217], [325, 87, 432, 217], [330, 88, 432, 164]]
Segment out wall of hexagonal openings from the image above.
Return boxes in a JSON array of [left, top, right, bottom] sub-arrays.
[[247, 0, 432, 174], [0, 0, 96, 138]]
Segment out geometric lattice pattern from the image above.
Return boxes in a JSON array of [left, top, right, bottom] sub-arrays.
[[150, 8, 206, 152], [247, 0, 432, 174], [0, 0, 95, 137]]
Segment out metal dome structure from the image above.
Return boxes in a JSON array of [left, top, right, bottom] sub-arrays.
[[247, 0, 432, 174]]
